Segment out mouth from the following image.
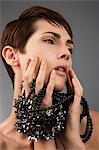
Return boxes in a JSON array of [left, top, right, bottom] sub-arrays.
[[54, 65, 67, 77]]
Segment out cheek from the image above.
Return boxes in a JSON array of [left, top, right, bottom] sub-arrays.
[[27, 46, 46, 62], [26, 40, 56, 62], [25, 43, 56, 74]]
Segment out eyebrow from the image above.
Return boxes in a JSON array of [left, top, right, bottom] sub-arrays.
[[42, 31, 74, 46]]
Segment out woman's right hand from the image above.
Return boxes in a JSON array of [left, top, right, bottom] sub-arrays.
[[16, 56, 57, 150], [21, 56, 56, 108]]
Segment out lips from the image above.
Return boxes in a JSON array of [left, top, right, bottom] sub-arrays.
[[54, 65, 67, 73], [54, 65, 67, 77]]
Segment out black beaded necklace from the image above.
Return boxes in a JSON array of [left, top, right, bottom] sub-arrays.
[[14, 79, 93, 143]]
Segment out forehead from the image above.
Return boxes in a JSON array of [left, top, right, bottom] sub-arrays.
[[34, 19, 71, 39]]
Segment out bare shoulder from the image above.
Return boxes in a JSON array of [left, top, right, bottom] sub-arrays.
[[90, 109, 99, 121], [90, 109, 99, 137], [0, 133, 6, 150], [0, 122, 7, 150], [85, 109, 99, 149]]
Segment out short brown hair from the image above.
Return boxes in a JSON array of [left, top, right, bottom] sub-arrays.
[[0, 5, 73, 89]]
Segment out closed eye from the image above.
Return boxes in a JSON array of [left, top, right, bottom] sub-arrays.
[[43, 39, 55, 44]]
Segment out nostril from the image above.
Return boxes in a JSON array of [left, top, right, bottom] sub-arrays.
[[61, 54, 66, 58], [61, 54, 70, 60]]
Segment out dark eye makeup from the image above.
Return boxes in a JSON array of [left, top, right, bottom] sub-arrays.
[[68, 48, 73, 54], [42, 37, 74, 54], [43, 39, 55, 44]]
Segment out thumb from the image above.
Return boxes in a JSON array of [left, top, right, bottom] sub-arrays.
[[65, 99, 81, 136]]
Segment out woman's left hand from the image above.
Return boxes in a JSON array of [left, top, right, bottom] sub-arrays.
[[62, 68, 85, 150]]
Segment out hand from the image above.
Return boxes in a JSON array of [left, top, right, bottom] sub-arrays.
[[20, 56, 57, 150], [62, 68, 85, 150]]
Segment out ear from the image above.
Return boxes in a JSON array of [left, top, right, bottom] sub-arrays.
[[2, 45, 19, 67]]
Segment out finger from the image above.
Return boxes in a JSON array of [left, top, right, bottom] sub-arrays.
[[69, 82, 82, 120], [23, 58, 31, 75], [25, 56, 39, 82], [65, 71, 82, 137], [69, 69, 83, 95], [23, 57, 38, 97], [21, 58, 31, 96], [21, 81, 25, 95], [42, 69, 56, 108], [66, 74, 74, 95], [66, 103, 81, 136], [69, 68, 83, 91], [24, 79, 30, 98], [70, 78, 82, 109], [68, 69, 83, 108], [35, 60, 47, 95], [67, 93, 81, 129]]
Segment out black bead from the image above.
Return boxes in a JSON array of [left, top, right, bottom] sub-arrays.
[[14, 79, 93, 143]]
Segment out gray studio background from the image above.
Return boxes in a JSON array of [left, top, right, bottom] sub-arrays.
[[0, 1, 99, 123]]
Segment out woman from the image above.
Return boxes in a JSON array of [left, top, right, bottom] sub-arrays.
[[0, 6, 99, 150]]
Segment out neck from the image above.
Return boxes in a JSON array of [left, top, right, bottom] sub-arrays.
[[13, 72, 22, 100]]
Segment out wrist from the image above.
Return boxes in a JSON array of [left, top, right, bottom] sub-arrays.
[[64, 135, 85, 150], [34, 139, 56, 150], [65, 144, 85, 150]]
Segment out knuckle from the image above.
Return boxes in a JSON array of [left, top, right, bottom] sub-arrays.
[[23, 74, 29, 81], [48, 84, 53, 91], [36, 80, 43, 91], [28, 75, 33, 82], [42, 101, 49, 107], [36, 80, 42, 87], [42, 98, 51, 108], [41, 64, 45, 71]]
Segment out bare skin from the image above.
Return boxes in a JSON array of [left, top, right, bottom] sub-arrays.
[[0, 19, 99, 150], [0, 110, 99, 150]]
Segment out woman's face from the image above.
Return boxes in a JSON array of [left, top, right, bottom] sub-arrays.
[[18, 19, 74, 91]]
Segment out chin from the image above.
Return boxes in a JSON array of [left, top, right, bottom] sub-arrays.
[[54, 79, 66, 92], [54, 73, 68, 91], [45, 72, 67, 91]]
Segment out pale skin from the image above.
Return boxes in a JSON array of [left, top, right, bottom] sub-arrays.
[[0, 19, 99, 150]]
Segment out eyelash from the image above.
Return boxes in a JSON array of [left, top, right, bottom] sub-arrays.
[[43, 39, 73, 54], [43, 39, 55, 44], [68, 48, 73, 54]]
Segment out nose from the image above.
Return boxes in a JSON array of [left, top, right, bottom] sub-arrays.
[[57, 48, 71, 61]]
